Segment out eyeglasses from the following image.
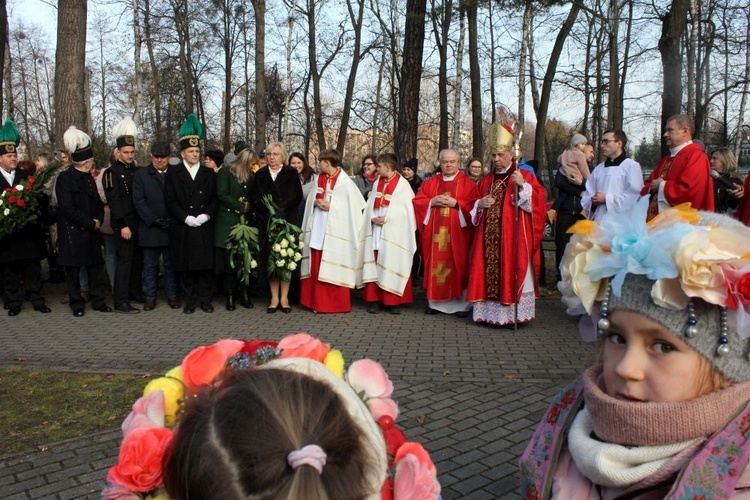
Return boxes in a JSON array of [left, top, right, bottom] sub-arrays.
[[600, 139, 618, 144], [363, 162, 375, 167]]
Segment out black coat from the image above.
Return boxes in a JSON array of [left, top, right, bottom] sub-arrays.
[[553, 169, 585, 215], [249, 165, 304, 230], [133, 164, 170, 248], [103, 160, 141, 231], [164, 162, 217, 271], [0, 168, 47, 263], [55, 167, 104, 267], [713, 171, 743, 214]]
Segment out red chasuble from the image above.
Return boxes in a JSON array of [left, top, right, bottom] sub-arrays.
[[466, 167, 546, 304], [412, 172, 479, 301], [641, 142, 714, 220]]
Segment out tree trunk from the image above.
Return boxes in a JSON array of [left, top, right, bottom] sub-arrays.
[[305, 0, 325, 150], [466, 1, 482, 158], [518, 0, 533, 127], [734, 6, 750, 158], [0, 0, 6, 119], [143, 0, 163, 139], [533, 1, 580, 170], [54, 0, 89, 145], [170, 0, 194, 114], [395, 0, 427, 161], [133, 0, 143, 126], [607, 0, 622, 130], [336, 0, 366, 153], [253, 0, 267, 151], [282, 0, 297, 142], [686, 0, 698, 117], [431, 0, 452, 151], [222, 0, 232, 151], [451, 7, 465, 149], [581, 8, 594, 134], [488, 0, 496, 121], [658, 0, 690, 153]]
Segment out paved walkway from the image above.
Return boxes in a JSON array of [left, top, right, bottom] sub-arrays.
[[0, 283, 598, 499]]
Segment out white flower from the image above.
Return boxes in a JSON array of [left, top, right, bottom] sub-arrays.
[[287, 262, 297, 271], [280, 239, 289, 249], [299, 241, 304, 249], [3, 208, 9, 216], [272, 243, 282, 252], [294, 252, 301, 262], [276, 259, 285, 267], [250, 259, 258, 269], [287, 235, 296, 243], [0, 199, 3, 206], [279, 248, 288, 257], [14, 185, 23, 191]]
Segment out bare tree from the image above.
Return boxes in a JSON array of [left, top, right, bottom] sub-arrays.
[[734, 6, 750, 158], [0, 0, 7, 118], [336, 0, 369, 153], [451, 6, 465, 149], [658, 0, 690, 151], [395, 0, 427, 161], [465, 0, 482, 157], [54, 0, 89, 144], [430, 0, 453, 151], [252, 0, 267, 151]]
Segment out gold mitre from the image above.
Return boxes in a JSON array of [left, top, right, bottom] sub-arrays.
[[489, 123, 514, 152]]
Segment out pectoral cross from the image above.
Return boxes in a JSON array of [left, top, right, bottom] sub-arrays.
[[432, 261, 452, 285], [433, 226, 451, 251]]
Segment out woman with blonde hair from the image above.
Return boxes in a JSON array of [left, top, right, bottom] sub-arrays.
[[249, 142, 303, 313], [709, 146, 744, 214], [215, 149, 256, 310]]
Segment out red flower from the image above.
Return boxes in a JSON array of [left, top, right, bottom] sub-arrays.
[[3, 188, 10, 193], [16, 199, 25, 207], [27, 176, 36, 183], [106, 427, 173, 492], [11, 188, 17, 193], [181, 339, 244, 392], [381, 477, 394, 500], [383, 426, 407, 457], [8, 196, 16, 203], [240, 339, 278, 356], [737, 274, 750, 306]]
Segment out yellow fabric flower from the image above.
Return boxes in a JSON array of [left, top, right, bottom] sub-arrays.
[[559, 234, 608, 314], [324, 349, 345, 379], [165, 365, 182, 382], [143, 377, 185, 426]]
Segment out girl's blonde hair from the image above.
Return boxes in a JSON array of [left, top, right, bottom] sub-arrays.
[[710, 147, 740, 178]]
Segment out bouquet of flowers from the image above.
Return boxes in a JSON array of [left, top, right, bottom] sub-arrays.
[[226, 213, 260, 285], [0, 160, 61, 239], [262, 195, 302, 281]]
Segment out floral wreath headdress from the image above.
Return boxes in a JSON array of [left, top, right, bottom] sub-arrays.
[[102, 333, 441, 500], [559, 197, 750, 380]]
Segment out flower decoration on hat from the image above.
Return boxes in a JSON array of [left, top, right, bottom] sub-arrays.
[[178, 113, 204, 151], [0, 119, 20, 155], [63, 126, 94, 163], [559, 196, 750, 344], [103, 333, 440, 500]]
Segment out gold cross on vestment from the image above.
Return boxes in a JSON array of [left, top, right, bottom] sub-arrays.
[[433, 226, 451, 251], [432, 262, 452, 285]]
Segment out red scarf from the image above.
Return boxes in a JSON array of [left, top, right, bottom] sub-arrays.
[[316, 168, 341, 200], [373, 173, 400, 210]]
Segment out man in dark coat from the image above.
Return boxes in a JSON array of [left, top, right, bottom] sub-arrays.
[[0, 119, 51, 315], [165, 114, 217, 314], [103, 116, 143, 313], [56, 126, 112, 316], [133, 141, 179, 311]]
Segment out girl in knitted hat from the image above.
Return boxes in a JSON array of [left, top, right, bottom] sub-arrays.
[[558, 133, 591, 185], [520, 198, 750, 498]]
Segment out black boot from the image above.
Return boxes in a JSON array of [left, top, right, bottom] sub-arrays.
[[240, 286, 253, 309], [226, 291, 236, 311]]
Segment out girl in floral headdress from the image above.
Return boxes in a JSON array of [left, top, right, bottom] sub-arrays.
[[520, 198, 750, 499]]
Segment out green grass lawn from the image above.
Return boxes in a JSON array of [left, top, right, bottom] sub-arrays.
[[0, 367, 148, 456]]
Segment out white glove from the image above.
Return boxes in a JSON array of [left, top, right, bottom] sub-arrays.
[[195, 214, 209, 225], [185, 216, 199, 227]]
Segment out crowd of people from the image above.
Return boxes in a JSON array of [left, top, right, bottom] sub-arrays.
[[1, 113, 749, 326]]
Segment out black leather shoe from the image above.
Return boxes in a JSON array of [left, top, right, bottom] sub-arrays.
[[168, 298, 181, 309], [183, 305, 195, 314], [129, 293, 146, 303], [240, 288, 253, 308], [143, 300, 156, 311], [267, 306, 277, 314], [93, 304, 113, 312], [73, 309, 85, 317], [281, 306, 291, 314], [425, 307, 438, 315], [200, 303, 214, 313], [8, 307, 20, 316], [115, 303, 141, 314], [34, 305, 52, 313], [225, 293, 236, 311], [387, 306, 401, 315], [455, 310, 470, 318], [367, 305, 380, 314]]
